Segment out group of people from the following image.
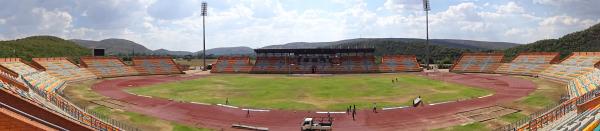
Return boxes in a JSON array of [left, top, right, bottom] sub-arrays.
[[346, 105, 357, 120], [391, 78, 399, 84]]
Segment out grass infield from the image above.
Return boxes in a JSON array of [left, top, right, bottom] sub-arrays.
[[127, 74, 491, 110]]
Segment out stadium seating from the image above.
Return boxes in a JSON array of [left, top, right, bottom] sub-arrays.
[[540, 52, 600, 83], [80, 57, 139, 78], [132, 56, 183, 75], [450, 53, 504, 73], [494, 52, 560, 76], [548, 106, 600, 131], [251, 56, 287, 73], [567, 68, 600, 98], [0, 78, 121, 131], [211, 56, 252, 73], [379, 55, 422, 72], [251, 55, 378, 74], [32, 57, 97, 82], [0, 58, 66, 94], [336, 56, 378, 73]]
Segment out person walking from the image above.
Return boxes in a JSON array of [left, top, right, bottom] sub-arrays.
[[346, 106, 350, 115], [352, 105, 357, 121], [225, 97, 229, 105], [246, 109, 250, 118], [372, 103, 378, 113]]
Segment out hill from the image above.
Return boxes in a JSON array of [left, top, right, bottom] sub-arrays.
[[0, 36, 90, 61], [71, 39, 154, 55], [71, 39, 254, 56], [504, 23, 600, 60], [262, 38, 519, 50], [195, 46, 255, 56]]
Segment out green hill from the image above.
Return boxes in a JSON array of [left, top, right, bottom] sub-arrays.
[[504, 23, 600, 60], [0, 36, 91, 61]]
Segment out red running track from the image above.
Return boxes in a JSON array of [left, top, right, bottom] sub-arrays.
[[92, 73, 536, 131]]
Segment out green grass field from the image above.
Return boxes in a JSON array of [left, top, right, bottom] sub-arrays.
[[127, 74, 491, 110], [64, 80, 213, 131]]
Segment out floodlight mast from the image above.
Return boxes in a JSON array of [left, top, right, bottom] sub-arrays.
[[423, 0, 431, 69], [201, 2, 208, 71]]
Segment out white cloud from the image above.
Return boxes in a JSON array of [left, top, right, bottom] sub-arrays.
[[381, 0, 422, 13], [0, 0, 599, 52]]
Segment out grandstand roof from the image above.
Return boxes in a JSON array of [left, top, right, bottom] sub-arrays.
[[254, 48, 375, 54]]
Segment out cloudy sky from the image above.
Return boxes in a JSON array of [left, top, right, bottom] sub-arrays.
[[0, 0, 598, 51]]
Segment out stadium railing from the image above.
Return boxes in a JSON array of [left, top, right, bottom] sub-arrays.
[[496, 87, 600, 131]]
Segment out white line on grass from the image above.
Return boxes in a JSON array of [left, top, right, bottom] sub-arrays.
[[382, 106, 410, 110], [217, 104, 239, 109], [190, 102, 211, 105], [316, 112, 346, 114], [477, 94, 493, 99], [428, 101, 452, 106], [242, 109, 270, 112]]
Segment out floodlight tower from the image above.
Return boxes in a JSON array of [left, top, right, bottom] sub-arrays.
[[201, 1, 208, 71], [423, 0, 431, 69]]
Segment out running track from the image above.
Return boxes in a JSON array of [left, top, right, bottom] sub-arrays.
[[92, 73, 536, 131]]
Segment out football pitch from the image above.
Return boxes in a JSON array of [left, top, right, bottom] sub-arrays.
[[127, 74, 491, 110]]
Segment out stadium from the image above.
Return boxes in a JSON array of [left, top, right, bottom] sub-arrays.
[[1, 0, 600, 131], [1, 46, 600, 131]]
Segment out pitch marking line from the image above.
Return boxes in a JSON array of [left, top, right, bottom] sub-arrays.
[[477, 94, 493, 99], [190, 102, 211, 105], [217, 104, 239, 109], [242, 109, 270, 112], [316, 111, 346, 114], [429, 101, 452, 106], [382, 106, 410, 110]]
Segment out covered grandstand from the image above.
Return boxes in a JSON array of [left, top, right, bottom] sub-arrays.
[[251, 48, 378, 74]]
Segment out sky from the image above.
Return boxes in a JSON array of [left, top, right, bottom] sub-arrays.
[[0, 0, 598, 52]]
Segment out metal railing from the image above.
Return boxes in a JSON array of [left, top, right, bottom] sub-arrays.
[[496, 87, 600, 131], [0, 100, 68, 131], [21, 75, 139, 131]]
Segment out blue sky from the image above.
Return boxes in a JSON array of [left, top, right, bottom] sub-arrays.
[[0, 0, 598, 51]]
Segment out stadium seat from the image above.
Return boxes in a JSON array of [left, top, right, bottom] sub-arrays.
[[80, 57, 140, 78], [495, 52, 560, 76], [212, 56, 252, 73], [450, 53, 503, 73], [32, 57, 97, 82], [132, 56, 183, 75], [379, 55, 422, 72]]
